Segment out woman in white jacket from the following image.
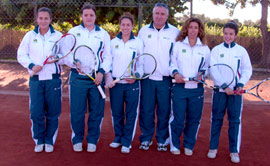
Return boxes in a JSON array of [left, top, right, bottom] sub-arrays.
[[17, 7, 63, 153], [207, 21, 252, 164], [169, 18, 210, 156]]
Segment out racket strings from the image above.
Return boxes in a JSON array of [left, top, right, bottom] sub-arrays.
[[257, 80, 270, 101], [74, 46, 97, 76]]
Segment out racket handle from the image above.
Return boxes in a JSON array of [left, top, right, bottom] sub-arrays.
[[172, 78, 189, 83], [97, 85, 106, 99], [112, 79, 120, 84], [29, 71, 36, 77], [234, 90, 246, 94], [183, 77, 189, 82]]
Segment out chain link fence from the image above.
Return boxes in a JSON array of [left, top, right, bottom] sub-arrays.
[[0, 0, 268, 70]]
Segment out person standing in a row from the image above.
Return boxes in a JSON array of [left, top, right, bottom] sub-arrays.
[[64, 3, 111, 153], [17, 7, 63, 153], [207, 20, 252, 164], [169, 18, 210, 156], [106, 12, 144, 154], [138, 3, 179, 151]]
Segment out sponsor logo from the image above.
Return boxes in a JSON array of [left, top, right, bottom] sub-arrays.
[[33, 39, 37, 43], [115, 45, 119, 49], [148, 34, 151, 38], [76, 33, 80, 37], [182, 49, 186, 53], [220, 54, 224, 58]]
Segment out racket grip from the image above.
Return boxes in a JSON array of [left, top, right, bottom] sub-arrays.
[[183, 77, 189, 82], [172, 78, 189, 83], [112, 79, 120, 84], [29, 71, 36, 77], [97, 85, 106, 99]]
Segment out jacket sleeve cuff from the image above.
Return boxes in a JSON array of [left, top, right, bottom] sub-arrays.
[[236, 83, 244, 88], [98, 68, 105, 75], [28, 63, 35, 70], [172, 69, 178, 77]]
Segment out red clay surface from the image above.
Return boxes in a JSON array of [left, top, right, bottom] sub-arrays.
[[0, 62, 270, 166]]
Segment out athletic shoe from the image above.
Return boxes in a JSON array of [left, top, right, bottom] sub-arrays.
[[171, 147, 180, 155], [34, 144, 44, 153], [207, 149, 218, 159], [109, 142, 121, 148], [230, 153, 240, 163], [73, 143, 83, 152], [87, 143, 96, 152], [184, 148, 193, 156], [121, 146, 130, 154], [157, 143, 167, 152], [45, 144, 54, 153], [139, 141, 153, 151]]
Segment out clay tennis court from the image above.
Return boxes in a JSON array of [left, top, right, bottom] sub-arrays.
[[0, 62, 269, 166]]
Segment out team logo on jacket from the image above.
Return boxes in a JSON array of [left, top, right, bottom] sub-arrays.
[[33, 39, 37, 43], [115, 45, 119, 49], [182, 49, 186, 53], [220, 54, 224, 58], [148, 34, 151, 38], [76, 33, 81, 37]]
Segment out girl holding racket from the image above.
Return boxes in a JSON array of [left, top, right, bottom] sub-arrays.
[[169, 18, 210, 156], [63, 3, 111, 153], [17, 7, 63, 153], [105, 13, 144, 154], [207, 21, 252, 163]]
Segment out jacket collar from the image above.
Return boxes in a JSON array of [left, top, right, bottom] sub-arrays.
[[224, 41, 236, 48], [149, 21, 169, 30], [80, 22, 101, 31], [116, 32, 135, 40], [33, 24, 55, 34]]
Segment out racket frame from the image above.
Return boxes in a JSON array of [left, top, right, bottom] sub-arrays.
[[236, 78, 270, 103], [73, 45, 106, 99], [172, 63, 235, 89], [30, 33, 76, 77], [113, 53, 157, 84]]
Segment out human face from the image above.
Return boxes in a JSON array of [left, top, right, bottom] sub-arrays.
[[153, 7, 168, 29], [188, 21, 199, 40], [82, 9, 96, 28], [120, 18, 133, 37], [223, 27, 236, 44], [37, 11, 51, 30]]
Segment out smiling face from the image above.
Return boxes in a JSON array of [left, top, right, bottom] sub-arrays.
[[153, 6, 168, 29], [187, 21, 199, 40], [82, 9, 96, 28], [223, 27, 237, 44], [120, 18, 133, 36], [37, 11, 52, 30]]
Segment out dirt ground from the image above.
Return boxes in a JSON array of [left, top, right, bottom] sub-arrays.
[[0, 62, 270, 166]]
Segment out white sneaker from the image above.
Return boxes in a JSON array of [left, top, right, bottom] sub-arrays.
[[121, 146, 130, 154], [207, 149, 218, 159], [139, 141, 153, 151], [157, 143, 167, 152], [45, 144, 54, 153], [184, 148, 193, 156], [73, 143, 83, 152], [34, 144, 44, 152], [87, 143, 96, 152], [171, 147, 180, 155], [230, 153, 240, 163], [109, 142, 121, 148]]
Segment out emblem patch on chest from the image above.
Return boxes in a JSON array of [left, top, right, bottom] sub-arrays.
[[220, 54, 224, 58], [148, 34, 151, 38]]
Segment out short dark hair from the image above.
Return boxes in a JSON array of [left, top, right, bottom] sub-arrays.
[[223, 20, 239, 35], [38, 7, 52, 19], [119, 12, 134, 25], [81, 3, 96, 15]]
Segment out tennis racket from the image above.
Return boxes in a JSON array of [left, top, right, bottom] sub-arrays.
[[172, 63, 235, 89], [234, 78, 270, 103], [30, 33, 76, 77], [73, 45, 106, 99], [113, 53, 157, 84]]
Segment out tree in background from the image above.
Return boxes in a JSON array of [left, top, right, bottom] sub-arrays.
[[0, 0, 188, 29], [210, 0, 270, 65]]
